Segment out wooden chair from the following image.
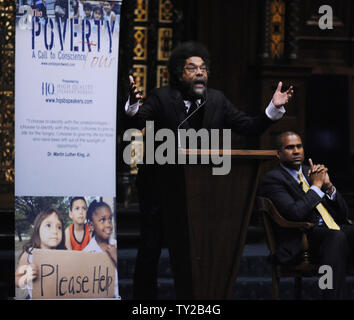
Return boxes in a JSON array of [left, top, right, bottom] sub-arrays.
[[256, 196, 319, 299]]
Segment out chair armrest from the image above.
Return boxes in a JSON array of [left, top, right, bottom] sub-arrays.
[[257, 196, 315, 264], [271, 215, 315, 230], [257, 196, 315, 230]]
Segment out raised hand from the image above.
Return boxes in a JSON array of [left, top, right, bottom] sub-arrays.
[[129, 75, 143, 105], [308, 158, 328, 189], [272, 81, 294, 108], [309, 158, 333, 192]]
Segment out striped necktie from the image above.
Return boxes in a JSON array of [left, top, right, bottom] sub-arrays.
[[298, 172, 340, 230]]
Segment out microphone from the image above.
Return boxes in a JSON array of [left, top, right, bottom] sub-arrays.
[[177, 89, 208, 149]]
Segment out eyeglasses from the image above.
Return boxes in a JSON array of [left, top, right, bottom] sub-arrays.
[[184, 65, 209, 74]]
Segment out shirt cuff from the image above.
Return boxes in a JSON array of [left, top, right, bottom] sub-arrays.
[[265, 100, 286, 121], [125, 98, 139, 117], [310, 185, 325, 198], [326, 187, 337, 201]]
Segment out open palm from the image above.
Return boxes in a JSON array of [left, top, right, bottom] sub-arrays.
[[272, 82, 293, 108]]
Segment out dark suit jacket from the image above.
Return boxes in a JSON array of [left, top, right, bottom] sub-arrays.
[[126, 86, 278, 298], [128, 86, 274, 135], [129, 84, 278, 211], [131, 85, 278, 232], [129, 85, 278, 225], [258, 164, 349, 264]]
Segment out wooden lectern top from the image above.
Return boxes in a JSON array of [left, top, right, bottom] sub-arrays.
[[179, 148, 277, 159]]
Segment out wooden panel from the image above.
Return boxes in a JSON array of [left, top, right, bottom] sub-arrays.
[[134, 0, 149, 22], [183, 155, 275, 298], [258, 67, 311, 150], [299, 0, 350, 37], [156, 65, 169, 88], [351, 77, 354, 154], [180, 149, 277, 158], [269, 0, 285, 59], [133, 26, 148, 61], [196, 0, 260, 110], [297, 37, 353, 66], [157, 27, 173, 61], [132, 64, 147, 98], [297, 0, 353, 66], [158, 0, 173, 23]]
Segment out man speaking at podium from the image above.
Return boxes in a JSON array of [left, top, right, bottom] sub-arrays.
[[124, 41, 293, 299]]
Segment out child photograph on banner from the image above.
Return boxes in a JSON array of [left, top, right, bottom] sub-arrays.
[[14, 196, 120, 299]]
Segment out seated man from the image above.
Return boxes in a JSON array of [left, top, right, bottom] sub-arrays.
[[258, 131, 354, 299]]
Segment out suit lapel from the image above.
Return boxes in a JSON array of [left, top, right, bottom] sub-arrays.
[[302, 165, 311, 184], [170, 88, 188, 128], [202, 89, 214, 129], [278, 165, 305, 197]]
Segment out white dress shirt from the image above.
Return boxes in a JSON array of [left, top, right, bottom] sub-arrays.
[[125, 97, 285, 120]]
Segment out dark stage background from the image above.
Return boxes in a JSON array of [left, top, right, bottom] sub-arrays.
[[0, 0, 353, 299]]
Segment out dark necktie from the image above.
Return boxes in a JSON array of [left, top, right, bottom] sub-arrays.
[[186, 101, 198, 116]]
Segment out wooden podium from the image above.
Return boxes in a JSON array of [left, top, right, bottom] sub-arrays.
[[179, 149, 277, 299]]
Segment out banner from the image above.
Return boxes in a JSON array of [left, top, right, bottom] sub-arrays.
[[32, 249, 116, 299], [14, 0, 122, 300]]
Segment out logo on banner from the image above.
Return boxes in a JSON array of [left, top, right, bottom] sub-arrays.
[[42, 82, 55, 96]]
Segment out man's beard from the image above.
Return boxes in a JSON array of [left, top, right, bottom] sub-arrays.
[[181, 78, 207, 100], [193, 86, 206, 99]]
